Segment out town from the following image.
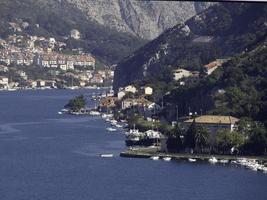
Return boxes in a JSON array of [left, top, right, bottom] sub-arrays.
[[0, 20, 114, 90], [60, 51, 267, 173]]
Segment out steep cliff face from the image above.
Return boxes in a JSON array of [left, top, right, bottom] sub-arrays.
[[113, 3, 267, 90], [65, 0, 212, 39]]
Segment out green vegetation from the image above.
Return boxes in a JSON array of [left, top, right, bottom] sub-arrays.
[[165, 119, 267, 155], [64, 95, 86, 112], [215, 129, 244, 154]]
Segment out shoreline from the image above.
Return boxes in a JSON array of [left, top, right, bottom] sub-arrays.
[[120, 148, 267, 162], [0, 86, 111, 92]]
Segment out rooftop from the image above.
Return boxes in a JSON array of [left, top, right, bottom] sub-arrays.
[[184, 115, 239, 125]]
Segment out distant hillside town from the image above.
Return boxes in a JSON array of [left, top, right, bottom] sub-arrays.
[[0, 20, 114, 90]]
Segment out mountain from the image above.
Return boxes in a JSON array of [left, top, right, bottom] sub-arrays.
[[113, 2, 267, 90], [0, 0, 146, 65], [64, 0, 213, 40]]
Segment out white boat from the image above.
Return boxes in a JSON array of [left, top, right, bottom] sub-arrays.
[[89, 111, 101, 116], [262, 167, 267, 173], [110, 119, 118, 124], [61, 108, 69, 112], [106, 127, 117, 132], [188, 158, 197, 162], [100, 154, 114, 158], [163, 157, 172, 161], [105, 118, 111, 122], [58, 111, 63, 115], [115, 124, 123, 128], [219, 159, 229, 164], [150, 156, 160, 160], [208, 156, 218, 164]]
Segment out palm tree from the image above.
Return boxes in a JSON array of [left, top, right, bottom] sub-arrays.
[[195, 125, 210, 153]]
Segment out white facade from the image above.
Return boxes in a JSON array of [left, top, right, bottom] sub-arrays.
[[144, 86, 153, 95], [0, 76, 9, 85], [124, 85, 137, 93], [70, 29, 81, 40], [117, 91, 126, 100], [173, 69, 192, 81]]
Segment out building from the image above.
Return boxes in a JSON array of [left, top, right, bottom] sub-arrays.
[[124, 85, 137, 94], [70, 29, 81, 40], [173, 68, 192, 81], [16, 70, 28, 80], [100, 97, 118, 111], [0, 65, 8, 72], [90, 74, 104, 84], [27, 80, 37, 88], [36, 80, 46, 88], [0, 76, 9, 85], [203, 60, 222, 75], [183, 115, 239, 136], [143, 86, 153, 95], [117, 90, 126, 100], [121, 98, 153, 110]]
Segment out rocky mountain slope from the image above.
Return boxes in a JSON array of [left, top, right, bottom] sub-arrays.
[[64, 0, 212, 40], [113, 2, 267, 90]]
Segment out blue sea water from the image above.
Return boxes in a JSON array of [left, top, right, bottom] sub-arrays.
[[0, 89, 266, 200]]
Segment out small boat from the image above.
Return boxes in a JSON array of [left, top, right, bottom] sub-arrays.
[[231, 160, 237, 164], [150, 156, 160, 160], [61, 108, 69, 112], [89, 111, 101, 116], [188, 158, 197, 162], [115, 124, 123, 128], [105, 118, 111, 122], [209, 156, 218, 164], [163, 157, 172, 161], [219, 159, 229, 164], [58, 111, 63, 115], [100, 154, 114, 158], [106, 127, 117, 132]]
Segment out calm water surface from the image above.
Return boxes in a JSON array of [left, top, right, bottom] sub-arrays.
[[0, 89, 266, 200]]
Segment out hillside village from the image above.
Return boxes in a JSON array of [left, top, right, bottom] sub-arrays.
[[0, 20, 114, 90]]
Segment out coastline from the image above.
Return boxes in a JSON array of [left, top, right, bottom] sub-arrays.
[[120, 148, 267, 162], [0, 86, 111, 92]]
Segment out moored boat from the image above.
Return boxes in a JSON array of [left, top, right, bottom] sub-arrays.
[[100, 154, 114, 158], [163, 157, 172, 161], [209, 156, 218, 164], [89, 111, 101, 116], [219, 159, 229, 164], [150, 156, 160, 160], [188, 158, 197, 162], [106, 127, 117, 132]]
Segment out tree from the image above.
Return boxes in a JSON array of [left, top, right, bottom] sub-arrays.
[[237, 117, 253, 136], [64, 95, 86, 111], [195, 125, 210, 153], [244, 122, 267, 155], [216, 129, 232, 154], [166, 123, 184, 152], [185, 119, 197, 153], [216, 129, 245, 154]]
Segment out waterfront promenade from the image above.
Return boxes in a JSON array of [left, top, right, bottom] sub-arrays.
[[121, 148, 267, 162]]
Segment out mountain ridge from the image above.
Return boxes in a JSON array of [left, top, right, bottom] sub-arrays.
[[113, 2, 267, 90]]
